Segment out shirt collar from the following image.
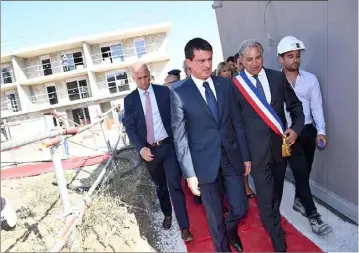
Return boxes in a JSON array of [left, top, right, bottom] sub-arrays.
[[191, 75, 212, 87], [280, 67, 302, 76], [245, 68, 265, 78], [138, 83, 154, 96]]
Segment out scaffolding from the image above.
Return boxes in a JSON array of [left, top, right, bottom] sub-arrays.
[[0, 105, 136, 252]]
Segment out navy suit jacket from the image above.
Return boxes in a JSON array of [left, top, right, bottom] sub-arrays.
[[233, 68, 304, 165], [123, 84, 173, 153], [170, 75, 251, 184]]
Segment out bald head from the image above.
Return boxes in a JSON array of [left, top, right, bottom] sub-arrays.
[[131, 62, 151, 90], [131, 62, 149, 73]]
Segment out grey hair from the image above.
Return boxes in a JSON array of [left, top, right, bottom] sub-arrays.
[[238, 39, 264, 56]]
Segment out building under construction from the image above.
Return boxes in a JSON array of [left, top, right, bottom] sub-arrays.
[[1, 22, 171, 141]]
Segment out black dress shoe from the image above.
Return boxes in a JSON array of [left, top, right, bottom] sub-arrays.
[[194, 195, 202, 205], [181, 228, 194, 242], [230, 234, 243, 252], [162, 216, 172, 230]]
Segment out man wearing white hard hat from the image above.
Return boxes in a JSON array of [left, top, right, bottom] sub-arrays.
[[277, 36, 332, 236]]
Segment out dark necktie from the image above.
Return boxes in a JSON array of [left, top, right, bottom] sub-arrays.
[[252, 75, 266, 100], [203, 82, 219, 123]]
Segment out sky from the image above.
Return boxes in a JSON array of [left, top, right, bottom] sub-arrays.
[[1, 1, 224, 76]]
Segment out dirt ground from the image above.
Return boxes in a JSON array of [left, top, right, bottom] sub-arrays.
[[1, 149, 163, 252]]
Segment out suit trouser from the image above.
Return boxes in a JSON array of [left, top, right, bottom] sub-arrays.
[[199, 148, 248, 252], [288, 137, 317, 216], [145, 143, 190, 229], [251, 145, 287, 252]]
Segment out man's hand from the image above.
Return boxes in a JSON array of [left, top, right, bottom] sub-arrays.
[[284, 128, 298, 146], [187, 177, 200, 196], [244, 161, 251, 176], [316, 134, 327, 149], [140, 147, 154, 162]]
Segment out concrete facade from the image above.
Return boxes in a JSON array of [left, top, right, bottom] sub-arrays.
[[214, 0, 358, 222], [1, 23, 172, 136]]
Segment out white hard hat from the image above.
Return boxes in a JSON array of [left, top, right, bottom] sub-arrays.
[[277, 36, 305, 56]]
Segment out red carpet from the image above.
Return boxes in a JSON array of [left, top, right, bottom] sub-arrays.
[[182, 184, 323, 252], [1, 154, 322, 252], [1, 154, 109, 180]]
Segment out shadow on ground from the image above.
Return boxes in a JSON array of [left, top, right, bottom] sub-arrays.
[[77, 147, 163, 252]]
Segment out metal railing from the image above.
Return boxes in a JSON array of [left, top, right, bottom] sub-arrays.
[[29, 86, 91, 107], [18, 41, 165, 79], [1, 105, 133, 252], [92, 42, 165, 65], [97, 80, 131, 94], [1, 96, 21, 113], [22, 58, 87, 79]]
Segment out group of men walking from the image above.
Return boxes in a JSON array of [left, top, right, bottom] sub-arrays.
[[122, 35, 333, 252]]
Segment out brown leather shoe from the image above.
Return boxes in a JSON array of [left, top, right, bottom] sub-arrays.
[[181, 228, 194, 242], [162, 216, 172, 230]]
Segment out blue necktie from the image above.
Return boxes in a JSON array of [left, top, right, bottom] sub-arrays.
[[203, 82, 219, 123], [253, 75, 266, 99]]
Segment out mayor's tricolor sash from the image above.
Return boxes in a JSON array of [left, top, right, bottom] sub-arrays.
[[233, 71, 291, 157]]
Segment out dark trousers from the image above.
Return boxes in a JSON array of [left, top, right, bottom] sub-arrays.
[[199, 148, 248, 252], [251, 145, 287, 252], [298, 124, 317, 174], [145, 143, 189, 229], [288, 124, 318, 215]]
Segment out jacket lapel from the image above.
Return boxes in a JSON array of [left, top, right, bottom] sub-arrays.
[[212, 76, 223, 123], [152, 85, 165, 122], [263, 68, 277, 107], [134, 90, 146, 132], [186, 78, 217, 123]]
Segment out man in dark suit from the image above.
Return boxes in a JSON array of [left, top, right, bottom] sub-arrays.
[[171, 38, 251, 252], [232, 39, 304, 252], [123, 62, 193, 242]]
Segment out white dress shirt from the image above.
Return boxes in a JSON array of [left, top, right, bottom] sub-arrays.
[[284, 69, 326, 135], [244, 68, 272, 104], [191, 75, 217, 102], [137, 84, 168, 142]]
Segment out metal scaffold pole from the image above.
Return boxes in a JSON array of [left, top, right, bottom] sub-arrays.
[[50, 143, 71, 216], [98, 110, 117, 168]]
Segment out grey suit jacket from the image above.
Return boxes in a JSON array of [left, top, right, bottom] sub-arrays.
[[170, 75, 251, 184]]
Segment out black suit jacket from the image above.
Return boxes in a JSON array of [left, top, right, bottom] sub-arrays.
[[171, 75, 251, 184], [233, 68, 304, 164], [123, 84, 172, 154]]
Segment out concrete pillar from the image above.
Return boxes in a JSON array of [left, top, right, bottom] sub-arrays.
[[82, 42, 93, 68], [16, 84, 32, 111], [87, 71, 99, 97], [66, 109, 75, 127], [11, 56, 32, 111], [11, 56, 27, 82]]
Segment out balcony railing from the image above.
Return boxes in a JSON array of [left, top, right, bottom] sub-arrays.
[[30, 86, 91, 109], [22, 56, 86, 79], [16, 41, 166, 80], [97, 80, 131, 95], [1, 97, 21, 113], [92, 42, 165, 65]]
